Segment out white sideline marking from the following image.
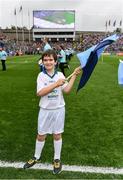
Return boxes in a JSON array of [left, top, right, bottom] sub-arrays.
[[0, 160, 123, 175]]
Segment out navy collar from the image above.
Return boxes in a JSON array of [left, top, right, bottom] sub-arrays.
[[43, 68, 58, 79]]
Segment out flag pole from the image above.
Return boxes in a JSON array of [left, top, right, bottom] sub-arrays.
[[14, 8, 18, 44], [66, 72, 76, 81], [20, 6, 24, 43], [22, 8, 24, 43], [66, 66, 82, 81], [105, 20, 107, 37], [28, 10, 31, 43], [101, 52, 104, 63]]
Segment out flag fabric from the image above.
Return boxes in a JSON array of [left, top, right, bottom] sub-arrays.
[[118, 59, 123, 85], [113, 20, 116, 27], [120, 20, 122, 26], [14, 8, 16, 15], [108, 20, 111, 26], [19, 6, 22, 12], [76, 34, 119, 92], [77, 45, 96, 68]]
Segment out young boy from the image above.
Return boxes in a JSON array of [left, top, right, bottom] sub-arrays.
[[23, 49, 81, 174]]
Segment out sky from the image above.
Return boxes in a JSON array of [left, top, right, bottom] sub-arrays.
[[0, 0, 123, 32]]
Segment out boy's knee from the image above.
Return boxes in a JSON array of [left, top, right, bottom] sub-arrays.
[[53, 133, 62, 141], [37, 134, 46, 141]]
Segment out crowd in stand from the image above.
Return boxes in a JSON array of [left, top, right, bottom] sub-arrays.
[[75, 32, 123, 52], [0, 32, 123, 56]]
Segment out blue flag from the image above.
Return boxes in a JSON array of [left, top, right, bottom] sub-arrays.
[[77, 34, 119, 92], [118, 59, 123, 86]]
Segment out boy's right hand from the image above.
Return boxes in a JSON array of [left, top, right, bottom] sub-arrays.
[[56, 79, 65, 87], [73, 66, 82, 76]]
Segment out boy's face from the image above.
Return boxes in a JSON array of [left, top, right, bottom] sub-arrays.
[[42, 55, 57, 71]]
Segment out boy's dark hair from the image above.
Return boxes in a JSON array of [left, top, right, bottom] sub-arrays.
[[42, 49, 57, 62]]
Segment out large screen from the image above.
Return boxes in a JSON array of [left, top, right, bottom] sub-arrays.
[[33, 10, 75, 29]]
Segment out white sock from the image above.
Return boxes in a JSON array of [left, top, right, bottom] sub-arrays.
[[54, 139, 62, 160], [34, 140, 45, 160]]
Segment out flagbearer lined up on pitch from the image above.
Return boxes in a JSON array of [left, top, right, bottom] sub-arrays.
[[23, 49, 81, 174], [0, 47, 7, 71]]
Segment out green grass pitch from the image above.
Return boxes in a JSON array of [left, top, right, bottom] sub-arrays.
[[0, 54, 123, 178]]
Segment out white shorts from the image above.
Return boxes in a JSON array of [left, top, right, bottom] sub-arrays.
[[38, 107, 65, 135]]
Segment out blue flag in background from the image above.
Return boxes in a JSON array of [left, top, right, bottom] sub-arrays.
[[118, 60, 123, 86], [76, 34, 119, 92]]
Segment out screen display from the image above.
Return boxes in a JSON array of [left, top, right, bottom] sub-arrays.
[[33, 10, 75, 29]]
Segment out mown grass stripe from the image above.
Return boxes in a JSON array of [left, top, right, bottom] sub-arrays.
[[0, 160, 123, 175]]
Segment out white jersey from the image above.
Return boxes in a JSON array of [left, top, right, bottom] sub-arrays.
[[37, 71, 68, 109]]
